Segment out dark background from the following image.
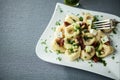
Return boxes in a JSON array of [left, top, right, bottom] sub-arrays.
[[0, 0, 120, 80]]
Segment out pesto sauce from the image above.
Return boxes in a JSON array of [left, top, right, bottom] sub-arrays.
[[64, 0, 79, 6]]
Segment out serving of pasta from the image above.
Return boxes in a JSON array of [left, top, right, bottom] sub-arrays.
[[51, 13, 114, 62]]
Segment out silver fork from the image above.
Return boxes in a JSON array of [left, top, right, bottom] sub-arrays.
[[93, 19, 120, 29]]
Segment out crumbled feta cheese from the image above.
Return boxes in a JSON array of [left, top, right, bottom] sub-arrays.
[[85, 46, 93, 53], [57, 32, 63, 38], [90, 29, 97, 35], [101, 36, 109, 43]]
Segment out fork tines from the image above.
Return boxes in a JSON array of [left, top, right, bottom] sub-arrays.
[[93, 19, 114, 29]]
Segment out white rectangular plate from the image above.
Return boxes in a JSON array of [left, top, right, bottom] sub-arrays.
[[36, 3, 120, 80]]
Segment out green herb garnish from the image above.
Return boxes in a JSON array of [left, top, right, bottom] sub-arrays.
[[76, 58, 80, 62], [90, 64, 93, 67], [116, 62, 120, 63], [56, 57, 62, 61], [113, 28, 117, 34], [51, 27, 56, 32], [111, 56, 115, 60], [67, 39, 75, 44], [58, 5, 63, 13], [84, 56, 87, 58], [99, 59, 107, 66], [79, 16, 83, 21], [115, 45, 118, 47], [69, 48, 74, 53], [45, 46, 48, 53], [49, 50, 52, 53], [41, 39, 47, 45], [83, 35, 93, 41], [108, 71, 111, 73], [56, 50, 62, 54], [56, 21, 60, 26], [97, 50, 102, 55], [93, 16, 99, 22], [76, 14, 79, 16]]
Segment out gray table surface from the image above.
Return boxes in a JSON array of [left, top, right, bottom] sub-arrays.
[[0, 0, 120, 80]]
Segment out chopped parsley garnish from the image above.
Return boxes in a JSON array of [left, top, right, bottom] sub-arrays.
[[76, 14, 79, 16], [74, 25, 80, 30], [83, 35, 93, 41], [88, 62, 91, 64], [56, 50, 62, 54], [90, 64, 93, 67], [112, 28, 117, 34], [108, 71, 111, 73], [41, 39, 47, 45], [58, 5, 63, 13], [93, 16, 99, 22], [97, 50, 102, 55], [69, 48, 74, 53], [111, 56, 115, 60], [60, 9, 63, 13], [56, 57, 62, 61], [79, 16, 83, 21], [109, 35, 113, 37], [67, 39, 75, 44], [72, 43, 78, 46], [76, 58, 80, 62], [84, 56, 87, 58], [115, 45, 118, 47], [56, 21, 60, 26], [116, 62, 120, 63], [49, 50, 52, 53], [99, 59, 107, 66], [51, 27, 56, 32], [45, 46, 48, 53]]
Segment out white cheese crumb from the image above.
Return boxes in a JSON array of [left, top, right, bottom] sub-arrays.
[[90, 29, 97, 35], [85, 46, 93, 53], [101, 36, 109, 43], [57, 32, 63, 38]]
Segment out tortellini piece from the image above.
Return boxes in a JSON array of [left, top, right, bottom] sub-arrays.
[[51, 38, 65, 53], [96, 30, 106, 41], [65, 14, 79, 24], [64, 38, 79, 49], [81, 46, 95, 60], [83, 33, 96, 45], [65, 46, 81, 61], [55, 24, 65, 38], [83, 13, 94, 22], [96, 44, 114, 57], [64, 23, 80, 38]]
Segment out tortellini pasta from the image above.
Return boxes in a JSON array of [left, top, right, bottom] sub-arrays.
[[51, 13, 114, 61]]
